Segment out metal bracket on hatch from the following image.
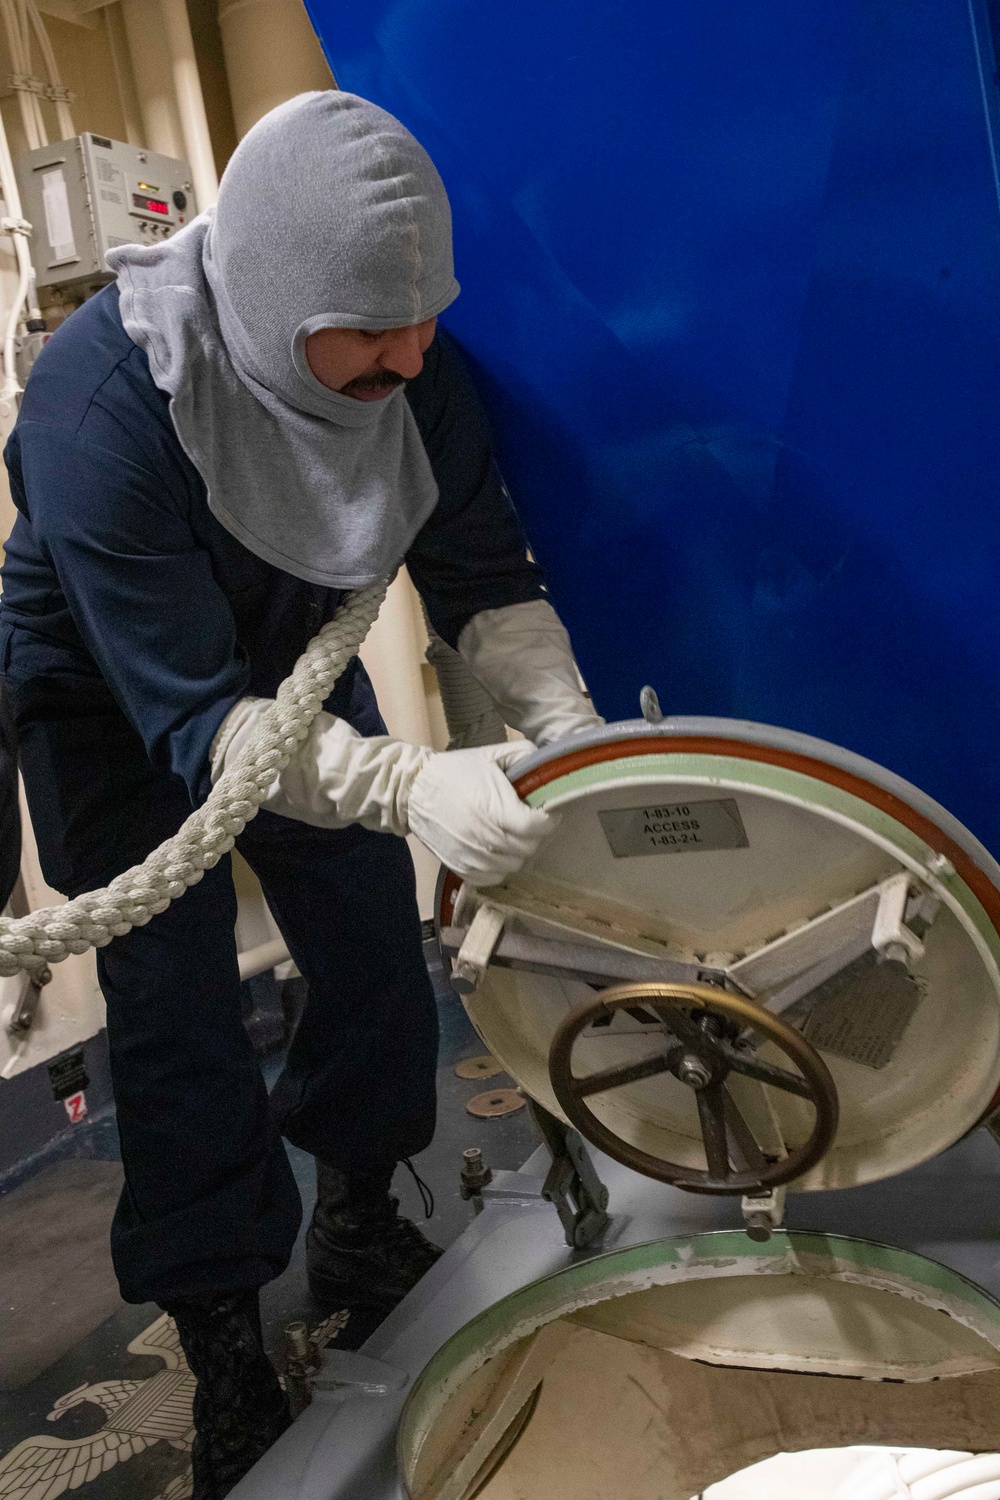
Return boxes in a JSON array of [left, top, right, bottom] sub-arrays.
[[741, 1185, 786, 1242], [450, 900, 507, 994], [439, 869, 940, 1203], [529, 1100, 611, 1249], [728, 871, 940, 1034], [441, 883, 716, 995], [441, 872, 940, 1028]]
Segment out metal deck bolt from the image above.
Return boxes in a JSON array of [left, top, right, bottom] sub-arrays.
[[460, 1147, 493, 1214]]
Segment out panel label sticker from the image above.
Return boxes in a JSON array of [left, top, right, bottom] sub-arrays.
[[63, 1089, 88, 1124], [48, 1047, 89, 1100], [40, 167, 76, 263], [598, 797, 749, 858]]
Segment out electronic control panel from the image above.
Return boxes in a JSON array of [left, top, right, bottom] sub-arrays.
[[16, 133, 193, 290]]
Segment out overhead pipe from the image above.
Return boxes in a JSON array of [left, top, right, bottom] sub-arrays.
[[157, 0, 218, 209], [120, 0, 186, 161], [13, 0, 45, 146], [1, 0, 44, 149], [27, 0, 73, 139], [217, 0, 333, 140], [103, 3, 143, 147], [0, 79, 39, 408]]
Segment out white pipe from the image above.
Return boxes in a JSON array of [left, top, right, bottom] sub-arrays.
[[27, 0, 73, 140], [15, 0, 45, 145], [1, 0, 41, 151], [120, 0, 186, 161], [103, 3, 143, 146], [217, 0, 335, 140], [238, 937, 290, 983], [0, 84, 35, 252], [0, 87, 37, 398], [14, 89, 39, 152], [2, 243, 30, 395], [157, 0, 218, 209], [12, 69, 41, 153]]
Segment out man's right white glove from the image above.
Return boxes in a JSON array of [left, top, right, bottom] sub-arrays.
[[211, 698, 553, 887]]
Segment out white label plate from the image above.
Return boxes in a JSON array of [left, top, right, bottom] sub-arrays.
[[41, 167, 76, 263]]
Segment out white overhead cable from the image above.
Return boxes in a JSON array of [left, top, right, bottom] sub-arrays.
[[1, 0, 45, 148], [26, 0, 74, 139]]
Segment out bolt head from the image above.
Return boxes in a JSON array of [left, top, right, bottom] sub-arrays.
[[745, 1215, 773, 1243], [676, 1054, 713, 1090]]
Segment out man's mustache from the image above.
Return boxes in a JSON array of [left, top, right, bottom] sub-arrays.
[[342, 368, 406, 395]]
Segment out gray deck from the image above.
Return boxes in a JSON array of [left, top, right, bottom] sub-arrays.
[[229, 1126, 1000, 1500]]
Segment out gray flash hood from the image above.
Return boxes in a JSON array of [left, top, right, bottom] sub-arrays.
[[108, 90, 460, 588]]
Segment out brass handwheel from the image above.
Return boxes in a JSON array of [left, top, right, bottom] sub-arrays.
[[548, 982, 839, 1194]]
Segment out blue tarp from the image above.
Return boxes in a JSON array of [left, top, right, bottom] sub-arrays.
[[308, 0, 1000, 853]]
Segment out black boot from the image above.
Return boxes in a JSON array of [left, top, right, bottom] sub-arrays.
[[164, 1288, 292, 1500], [306, 1161, 443, 1316]]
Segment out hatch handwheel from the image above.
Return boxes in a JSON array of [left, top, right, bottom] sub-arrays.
[[548, 982, 839, 1195]]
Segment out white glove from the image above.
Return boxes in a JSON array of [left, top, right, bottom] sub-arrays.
[[407, 742, 551, 885], [457, 598, 604, 746], [210, 698, 554, 886]]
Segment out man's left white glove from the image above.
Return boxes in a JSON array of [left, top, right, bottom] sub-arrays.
[[458, 598, 603, 747], [210, 698, 552, 886]]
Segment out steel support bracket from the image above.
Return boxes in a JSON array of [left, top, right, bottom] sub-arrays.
[[4, 963, 52, 1038], [450, 901, 506, 995], [529, 1100, 611, 1249]]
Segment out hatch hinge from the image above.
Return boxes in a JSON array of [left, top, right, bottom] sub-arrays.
[[529, 1099, 611, 1249]]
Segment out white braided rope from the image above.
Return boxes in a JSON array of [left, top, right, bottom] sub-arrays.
[[0, 579, 389, 978]]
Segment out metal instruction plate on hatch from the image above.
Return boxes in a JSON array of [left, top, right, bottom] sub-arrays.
[[598, 797, 749, 858]]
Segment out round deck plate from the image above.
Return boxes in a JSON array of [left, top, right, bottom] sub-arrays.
[[438, 718, 1000, 1194], [455, 1056, 506, 1081], [466, 1089, 526, 1118]]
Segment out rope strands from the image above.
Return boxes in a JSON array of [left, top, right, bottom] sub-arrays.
[[0, 578, 389, 978]]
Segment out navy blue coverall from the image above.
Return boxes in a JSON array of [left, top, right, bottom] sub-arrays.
[[0, 285, 543, 1304]]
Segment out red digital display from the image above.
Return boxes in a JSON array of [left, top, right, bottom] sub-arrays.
[[133, 193, 169, 216]]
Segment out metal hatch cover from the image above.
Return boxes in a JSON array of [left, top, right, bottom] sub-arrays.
[[437, 719, 1000, 1197]]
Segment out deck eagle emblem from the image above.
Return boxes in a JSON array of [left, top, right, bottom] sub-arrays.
[[0, 1314, 194, 1500]]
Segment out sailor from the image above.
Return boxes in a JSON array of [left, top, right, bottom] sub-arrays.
[[0, 92, 601, 1496]]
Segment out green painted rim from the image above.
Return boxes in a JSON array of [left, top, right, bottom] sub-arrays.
[[398, 1228, 1000, 1478], [524, 752, 1000, 966]]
